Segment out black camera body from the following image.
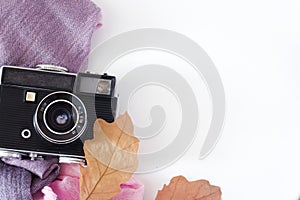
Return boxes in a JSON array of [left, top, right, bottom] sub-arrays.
[[0, 65, 117, 164]]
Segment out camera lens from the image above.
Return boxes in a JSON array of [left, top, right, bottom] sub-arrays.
[[56, 113, 68, 125], [45, 102, 76, 133], [34, 92, 87, 144]]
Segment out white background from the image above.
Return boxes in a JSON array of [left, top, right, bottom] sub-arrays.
[[90, 0, 300, 199]]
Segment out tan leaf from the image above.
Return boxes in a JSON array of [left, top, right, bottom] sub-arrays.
[[80, 113, 139, 200], [156, 176, 222, 200]]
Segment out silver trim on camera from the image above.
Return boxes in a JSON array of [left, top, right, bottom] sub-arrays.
[[36, 64, 68, 72], [59, 157, 86, 166], [0, 150, 23, 159], [34, 91, 88, 144], [0, 148, 86, 166]]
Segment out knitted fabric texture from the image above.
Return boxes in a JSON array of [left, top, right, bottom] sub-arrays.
[[0, 0, 101, 72], [2, 157, 60, 194], [0, 161, 33, 200]]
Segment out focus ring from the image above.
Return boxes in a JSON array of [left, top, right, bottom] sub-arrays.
[[34, 91, 87, 144]]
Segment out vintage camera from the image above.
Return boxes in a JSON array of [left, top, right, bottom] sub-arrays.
[[0, 65, 117, 164]]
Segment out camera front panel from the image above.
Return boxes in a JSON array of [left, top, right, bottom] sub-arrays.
[[0, 66, 117, 160], [0, 86, 88, 158]]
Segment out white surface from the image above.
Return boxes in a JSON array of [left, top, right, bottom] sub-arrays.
[[90, 0, 300, 199]]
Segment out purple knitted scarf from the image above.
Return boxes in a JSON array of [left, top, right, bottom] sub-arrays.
[[0, 0, 101, 72]]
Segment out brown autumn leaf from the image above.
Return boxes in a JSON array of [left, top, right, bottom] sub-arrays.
[[156, 176, 222, 200], [80, 113, 139, 200]]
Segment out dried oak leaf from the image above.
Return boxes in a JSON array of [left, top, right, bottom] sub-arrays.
[[156, 176, 222, 200], [80, 113, 139, 200]]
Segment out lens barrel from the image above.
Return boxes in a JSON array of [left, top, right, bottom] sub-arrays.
[[34, 92, 87, 144]]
